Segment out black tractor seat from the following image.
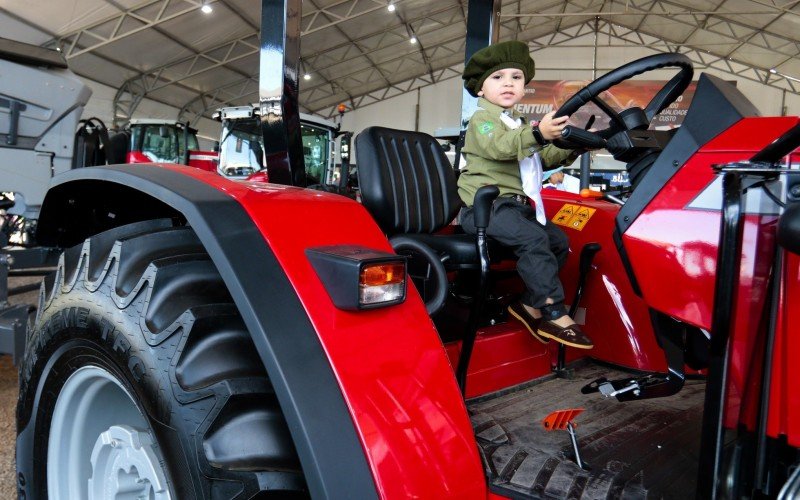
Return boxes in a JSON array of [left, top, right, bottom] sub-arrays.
[[355, 126, 513, 268], [355, 125, 506, 394]]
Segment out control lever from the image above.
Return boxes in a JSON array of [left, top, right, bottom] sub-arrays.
[[561, 125, 607, 150], [602, 192, 625, 205], [555, 243, 601, 378]]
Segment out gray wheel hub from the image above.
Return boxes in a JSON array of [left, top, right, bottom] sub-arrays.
[[47, 366, 171, 500], [88, 425, 170, 500]]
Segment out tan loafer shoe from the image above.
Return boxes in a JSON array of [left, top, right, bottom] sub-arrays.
[[537, 321, 594, 349], [507, 301, 549, 344]]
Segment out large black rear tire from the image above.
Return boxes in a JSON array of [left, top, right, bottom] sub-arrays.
[[16, 219, 307, 499]]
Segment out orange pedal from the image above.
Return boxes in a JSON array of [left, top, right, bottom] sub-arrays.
[[541, 408, 584, 431]]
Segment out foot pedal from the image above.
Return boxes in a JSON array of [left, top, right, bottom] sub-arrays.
[[542, 408, 589, 470], [582, 375, 672, 401]]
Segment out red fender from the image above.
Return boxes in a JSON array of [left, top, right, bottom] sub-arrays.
[[159, 167, 487, 498]]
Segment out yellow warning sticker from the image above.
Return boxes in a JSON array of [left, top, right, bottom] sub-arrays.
[[553, 204, 578, 226], [552, 203, 596, 231]]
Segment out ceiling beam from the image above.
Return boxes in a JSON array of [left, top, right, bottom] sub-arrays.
[[113, 0, 419, 123], [0, 4, 194, 124], [302, 0, 409, 36], [43, 0, 206, 59]]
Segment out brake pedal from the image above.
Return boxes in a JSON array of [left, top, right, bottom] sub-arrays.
[[542, 408, 589, 470]]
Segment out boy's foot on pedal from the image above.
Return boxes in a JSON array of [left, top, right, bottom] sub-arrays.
[[537, 320, 594, 349], [508, 301, 549, 344]]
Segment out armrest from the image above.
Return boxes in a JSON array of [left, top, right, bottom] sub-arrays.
[[473, 185, 500, 229]]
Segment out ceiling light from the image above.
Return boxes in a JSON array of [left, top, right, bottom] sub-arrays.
[[387, 3, 395, 12], [410, 36, 417, 44], [303, 73, 311, 80], [201, 4, 212, 14], [769, 68, 777, 74]]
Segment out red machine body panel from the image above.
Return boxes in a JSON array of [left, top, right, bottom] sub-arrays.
[[187, 150, 218, 172], [150, 165, 487, 499], [541, 191, 667, 372], [768, 252, 800, 446], [444, 323, 551, 399], [623, 116, 800, 432], [126, 151, 151, 164], [767, 150, 800, 446]]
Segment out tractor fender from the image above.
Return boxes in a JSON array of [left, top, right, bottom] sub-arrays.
[[36, 163, 377, 499], [36, 163, 487, 499]]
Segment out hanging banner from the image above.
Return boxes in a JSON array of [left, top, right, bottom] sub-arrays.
[[514, 80, 701, 130]]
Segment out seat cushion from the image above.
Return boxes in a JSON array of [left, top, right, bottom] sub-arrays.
[[392, 233, 516, 269]]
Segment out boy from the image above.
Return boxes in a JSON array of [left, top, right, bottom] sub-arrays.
[[458, 40, 593, 349]]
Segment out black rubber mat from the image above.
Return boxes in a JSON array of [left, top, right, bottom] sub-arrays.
[[468, 363, 705, 499]]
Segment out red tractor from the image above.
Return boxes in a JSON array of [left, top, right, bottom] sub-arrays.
[[13, 1, 800, 499], [122, 119, 217, 173]]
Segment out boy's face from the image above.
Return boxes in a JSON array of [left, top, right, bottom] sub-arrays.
[[478, 68, 525, 108]]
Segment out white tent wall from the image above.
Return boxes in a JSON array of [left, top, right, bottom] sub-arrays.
[[787, 91, 800, 117]]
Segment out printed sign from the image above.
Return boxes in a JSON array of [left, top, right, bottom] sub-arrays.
[[515, 80, 701, 131], [552, 203, 597, 231], [553, 204, 578, 225]]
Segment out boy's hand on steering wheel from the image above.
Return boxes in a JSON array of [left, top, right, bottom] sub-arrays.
[[537, 111, 569, 141]]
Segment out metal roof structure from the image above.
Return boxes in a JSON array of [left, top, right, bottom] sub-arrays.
[[2, 0, 798, 125]]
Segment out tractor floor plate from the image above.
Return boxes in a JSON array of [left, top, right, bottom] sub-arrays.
[[468, 362, 705, 500]]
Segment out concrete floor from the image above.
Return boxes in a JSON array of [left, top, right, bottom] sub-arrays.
[[2, 274, 44, 499]]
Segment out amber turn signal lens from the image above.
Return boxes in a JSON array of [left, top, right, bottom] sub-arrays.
[[359, 261, 406, 307], [307, 245, 407, 310], [360, 262, 405, 286]]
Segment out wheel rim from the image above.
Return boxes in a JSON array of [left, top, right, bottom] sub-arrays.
[[47, 365, 171, 500]]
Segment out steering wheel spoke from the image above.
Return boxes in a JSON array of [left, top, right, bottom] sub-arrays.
[[590, 96, 625, 134]]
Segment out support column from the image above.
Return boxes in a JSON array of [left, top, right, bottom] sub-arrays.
[[461, 0, 501, 129], [260, 0, 306, 186]]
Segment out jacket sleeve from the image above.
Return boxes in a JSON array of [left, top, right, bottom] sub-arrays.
[[467, 111, 536, 162], [539, 143, 580, 168]]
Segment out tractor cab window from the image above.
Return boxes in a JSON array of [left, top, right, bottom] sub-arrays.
[[133, 124, 199, 163], [218, 117, 263, 178], [178, 127, 199, 157], [301, 124, 331, 185], [218, 117, 334, 184]]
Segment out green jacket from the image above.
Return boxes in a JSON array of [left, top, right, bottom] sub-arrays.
[[457, 98, 578, 206]]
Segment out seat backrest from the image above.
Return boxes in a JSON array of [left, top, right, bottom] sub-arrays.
[[355, 126, 461, 235], [108, 130, 130, 164]]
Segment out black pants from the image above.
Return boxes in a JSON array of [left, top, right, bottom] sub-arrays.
[[461, 196, 569, 309]]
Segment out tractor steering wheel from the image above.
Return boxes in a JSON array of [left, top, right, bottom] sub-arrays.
[[552, 53, 694, 150]]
